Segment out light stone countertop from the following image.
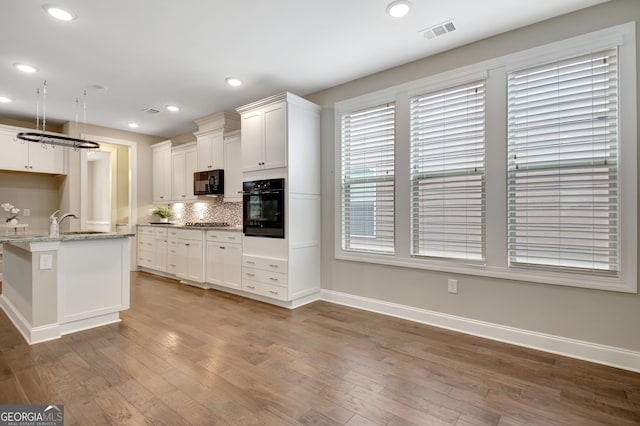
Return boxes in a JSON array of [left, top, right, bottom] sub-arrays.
[[138, 223, 242, 232], [0, 231, 135, 244]]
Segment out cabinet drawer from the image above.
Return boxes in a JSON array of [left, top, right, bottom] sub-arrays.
[[242, 280, 287, 301], [177, 229, 204, 240], [242, 267, 287, 287], [207, 231, 241, 244], [155, 228, 168, 237], [138, 226, 155, 236], [242, 255, 287, 272], [168, 228, 178, 239], [138, 239, 154, 250]]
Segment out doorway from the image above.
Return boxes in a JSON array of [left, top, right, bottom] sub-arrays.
[[80, 135, 137, 235]]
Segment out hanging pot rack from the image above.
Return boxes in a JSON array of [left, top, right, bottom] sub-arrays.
[[16, 80, 100, 150]]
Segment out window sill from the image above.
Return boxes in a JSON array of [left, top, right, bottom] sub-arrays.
[[335, 249, 636, 293]]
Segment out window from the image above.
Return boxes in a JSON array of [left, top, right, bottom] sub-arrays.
[[507, 49, 619, 273], [410, 81, 486, 262], [340, 103, 395, 254], [335, 23, 636, 292]]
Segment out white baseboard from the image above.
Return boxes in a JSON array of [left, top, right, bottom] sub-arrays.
[[320, 289, 640, 373], [0, 295, 60, 344]]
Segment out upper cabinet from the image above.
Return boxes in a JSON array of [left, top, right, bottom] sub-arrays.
[[238, 100, 286, 172], [196, 131, 223, 172], [223, 130, 242, 202], [152, 140, 172, 203], [0, 125, 66, 174], [171, 142, 198, 202], [194, 112, 240, 173]]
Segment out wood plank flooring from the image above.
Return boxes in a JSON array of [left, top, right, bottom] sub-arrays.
[[1, 271, 639, 425]]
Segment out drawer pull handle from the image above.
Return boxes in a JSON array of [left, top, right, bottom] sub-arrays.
[[228, 236, 236, 240], [246, 273, 255, 277], [247, 261, 255, 264], [269, 290, 278, 295], [219, 246, 225, 250], [268, 264, 278, 268], [269, 277, 279, 282], [247, 285, 255, 289]]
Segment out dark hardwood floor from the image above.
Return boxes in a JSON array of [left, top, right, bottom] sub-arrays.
[[1, 272, 639, 425]]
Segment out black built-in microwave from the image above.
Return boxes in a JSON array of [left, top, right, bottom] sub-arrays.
[[194, 170, 224, 195]]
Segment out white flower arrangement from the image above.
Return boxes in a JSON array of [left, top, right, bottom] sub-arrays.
[[1, 202, 20, 225]]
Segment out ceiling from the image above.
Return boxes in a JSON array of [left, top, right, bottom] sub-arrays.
[[0, 0, 608, 138]]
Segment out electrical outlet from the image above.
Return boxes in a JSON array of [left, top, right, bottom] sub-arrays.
[[39, 254, 53, 270], [447, 279, 458, 294], [23, 208, 30, 217]]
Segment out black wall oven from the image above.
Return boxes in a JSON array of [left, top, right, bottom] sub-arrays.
[[243, 178, 285, 238]]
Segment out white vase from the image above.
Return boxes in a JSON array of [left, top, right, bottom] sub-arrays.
[[160, 217, 169, 223]]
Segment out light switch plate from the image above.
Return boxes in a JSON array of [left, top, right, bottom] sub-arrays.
[[39, 254, 53, 270]]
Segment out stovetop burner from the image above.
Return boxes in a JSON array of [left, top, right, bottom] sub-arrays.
[[183, 221, 230, 227]]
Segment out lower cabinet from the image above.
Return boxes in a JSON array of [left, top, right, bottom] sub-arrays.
[[154, 228, 168, 272], [137, 226, 155, 269], [241, 255, 288, 301], [176, 229, 205, 283], [167, 228, 178, 274], [205, 231, 242, 290]]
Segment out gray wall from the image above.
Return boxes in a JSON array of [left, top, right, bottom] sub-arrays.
[[307, 0, 640, 352]]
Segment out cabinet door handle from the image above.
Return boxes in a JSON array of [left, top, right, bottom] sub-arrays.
[[24, 165, 29, 169], [185, 243, 190, 246], [160, 196, 164, 199], [219, 246, 225, 250]]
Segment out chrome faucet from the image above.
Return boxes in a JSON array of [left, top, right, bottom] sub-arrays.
[[59, 213, 79, 224]]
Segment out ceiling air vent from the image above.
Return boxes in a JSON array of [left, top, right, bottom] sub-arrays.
[[143, 107, 162, 114], [420, 20, 456, 40]]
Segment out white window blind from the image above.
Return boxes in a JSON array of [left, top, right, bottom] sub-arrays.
[[340, 103, 395, 254], [507, 49, 619, 273], [410, 81, 486, 261]]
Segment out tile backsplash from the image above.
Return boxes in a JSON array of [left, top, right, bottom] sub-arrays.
[[165, 199, 242, 226]]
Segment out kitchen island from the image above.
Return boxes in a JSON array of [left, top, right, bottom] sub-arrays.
[[0, 231, 133, 344]]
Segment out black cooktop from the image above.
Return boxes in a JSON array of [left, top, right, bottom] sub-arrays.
[[183, 222, 230, 227]]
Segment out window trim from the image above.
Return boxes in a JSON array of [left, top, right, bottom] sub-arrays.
[[334, 22, 636, 293]]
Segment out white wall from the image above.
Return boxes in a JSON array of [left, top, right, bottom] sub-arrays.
[[306, 0, 640, 353]]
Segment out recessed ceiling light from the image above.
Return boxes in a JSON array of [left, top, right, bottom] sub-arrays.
[[127, 123, 139, 129], [0, 97, 12, 103], [14, 63, 38, 73], [43, 5, 76, 21], [166, 105, 180, 112], [387, 1, 410, 18], [225, 77, 242, 87]]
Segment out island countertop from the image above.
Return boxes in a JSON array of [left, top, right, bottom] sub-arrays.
[[0, 231, 134, 244]]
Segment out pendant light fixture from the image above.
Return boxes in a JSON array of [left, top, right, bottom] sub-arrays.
[[16, 81, 100, 150]]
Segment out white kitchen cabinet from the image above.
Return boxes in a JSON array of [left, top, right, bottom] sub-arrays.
[[239, 100, 286, 172], [152, 141, 172, 203], [194, 111, 241, 174], [171, 142, 197, 202], [0, 125, 65, 174], [137, 226, 155, 269], [154, 227, 168, 272], [196, 131, 224, 172], [167, 228, 178, 274], [241, 255, 288, 301], [223, 130, 242, 202], [206, 231, 241, 290], [176, 229, 205, 284], [238, 92, 322, 307]]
